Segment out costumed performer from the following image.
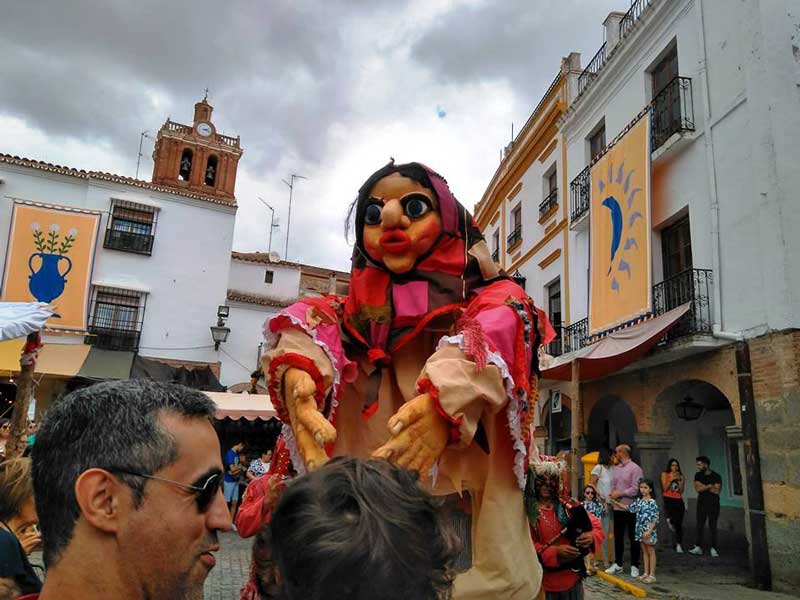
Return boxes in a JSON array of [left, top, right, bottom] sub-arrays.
[[526, 460, 605, 600], [261, 160, 555, 599]]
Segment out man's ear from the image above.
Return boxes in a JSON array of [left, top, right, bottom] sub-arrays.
[[74, 468, 130, 534]]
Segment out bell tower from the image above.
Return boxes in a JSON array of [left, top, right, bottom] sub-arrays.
[[151, 95, 243, 201]]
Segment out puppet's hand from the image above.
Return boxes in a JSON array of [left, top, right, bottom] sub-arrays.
[[372, 393, 449, 478], [284, 367, 337, 471]]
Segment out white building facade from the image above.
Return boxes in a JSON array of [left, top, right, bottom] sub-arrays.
[[553, 0, 800, 591]]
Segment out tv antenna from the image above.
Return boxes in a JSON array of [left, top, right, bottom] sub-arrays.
[[135, 131, 154, 179], [258, 197, 280, 254], [281, 174, 308, 261]]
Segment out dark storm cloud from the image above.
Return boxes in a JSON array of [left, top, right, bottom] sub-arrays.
[[411, 1, 621, 101], [0, 0, 396, 172]]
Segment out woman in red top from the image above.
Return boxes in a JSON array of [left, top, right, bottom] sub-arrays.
[[528, 461, 604, 600], [660, 458, 685, 553]]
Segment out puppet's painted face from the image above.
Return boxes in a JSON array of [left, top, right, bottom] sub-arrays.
[[362, 172, 442, 273]]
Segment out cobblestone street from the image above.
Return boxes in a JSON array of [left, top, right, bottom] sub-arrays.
[[205, 531, 252, 600]]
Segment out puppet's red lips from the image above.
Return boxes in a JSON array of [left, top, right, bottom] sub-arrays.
[[379, 231, 411, 253]]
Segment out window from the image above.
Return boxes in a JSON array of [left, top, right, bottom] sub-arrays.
[[492, 230, 500, 262], [589, 125, 606, 161], [548, 170, 558, 195], [86, 286, 146, 351], [652, 46, 679, 97], [179, 148, 193, 181], [661, 215, 692, 279], [546, 279, 562, 356], [204, 155, 218, 186], [264, 270, 274, 284], [104, 199, 158, 255], [507, 205, 522, 249], [540, 168, 559, 218]]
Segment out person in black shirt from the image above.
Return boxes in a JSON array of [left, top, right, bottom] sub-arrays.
[[688, 455, 722, 557], [0, 458, 42, 595]]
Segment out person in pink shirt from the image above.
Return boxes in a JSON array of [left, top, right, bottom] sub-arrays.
[[604, 444, 644, 579]]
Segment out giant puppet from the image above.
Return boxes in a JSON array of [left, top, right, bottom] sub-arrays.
[[261, 161, 554, 599]]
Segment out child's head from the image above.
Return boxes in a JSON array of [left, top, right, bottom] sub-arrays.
[[638, 479, 655, 498], [267, 457, 459, 600], [583, 484, 598, 502]]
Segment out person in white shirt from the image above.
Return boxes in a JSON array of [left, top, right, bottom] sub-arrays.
[[246, 449, 273, 481], [589, 447, 615, 568]]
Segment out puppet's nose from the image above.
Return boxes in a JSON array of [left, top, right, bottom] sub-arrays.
[[381, 199, 409, 229]]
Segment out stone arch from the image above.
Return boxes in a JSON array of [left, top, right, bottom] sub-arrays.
[[587, 395, 638, 455]]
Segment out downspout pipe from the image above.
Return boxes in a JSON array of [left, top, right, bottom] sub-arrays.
[[696, 0, 742, 343]]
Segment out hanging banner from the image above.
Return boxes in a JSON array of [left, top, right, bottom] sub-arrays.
[[1, 203, 101, 332], [589, 112, 652, 337]]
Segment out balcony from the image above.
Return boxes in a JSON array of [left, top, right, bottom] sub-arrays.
[[569, 166, 590, 224], [104, 228, 155, 255], [560, 269, 713, 354], [619, 0, 653, 40], [577, 42, 608, 96], [651, 76, 695, 152], [652, 268, 712, 342], [86, 326, 141, 352], [491, 248, 499, 263], [539, 188, 559, 220], [507, 226, 522, 250], [546, 325, 564, 357]]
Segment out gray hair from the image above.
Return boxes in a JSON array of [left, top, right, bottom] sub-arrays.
[[32, 379, 216, 567]]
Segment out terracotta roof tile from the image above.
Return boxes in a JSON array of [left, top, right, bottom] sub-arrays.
[[0, 152, 237, 208], [231, 251, 350, 279], [226, 289, 294, 308]]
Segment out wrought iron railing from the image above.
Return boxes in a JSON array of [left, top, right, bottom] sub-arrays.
[[539, 188, 559, 218], [491, 248, 499, 263], [651, 76, 695, 151], [652, 268, 713, 341], [578, 42, 608, 96], [86, 326, 141, 352], [104, 228, 155, 255], [569, 166, 590, 223], [564, 318, 588, 353], [619, 0, 653, 39], [546, 325, 564, 357], [507, 226, 522, 249]]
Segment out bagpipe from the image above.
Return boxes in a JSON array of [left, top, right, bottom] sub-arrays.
[[537, 498, 593, 576]]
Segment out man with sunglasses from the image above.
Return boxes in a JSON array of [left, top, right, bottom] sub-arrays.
[[31, 379, 232, 600]]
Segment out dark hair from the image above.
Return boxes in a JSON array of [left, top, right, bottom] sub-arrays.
[[583, 484, 598, 500], [32, 379, 216, 567], [344, 160, 437, 243], [638, 479, 655, 497], [268, 457, 458, 600], [598, 447, 612, 466], [664, 458, 682, 474], [696, 455, 711, 467]]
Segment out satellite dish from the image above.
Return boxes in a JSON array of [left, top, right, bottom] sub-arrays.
[[268, 251, 282, 263]]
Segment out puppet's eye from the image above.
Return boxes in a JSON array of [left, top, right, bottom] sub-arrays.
[[364, 204, 382, 225], [403, 195, 432, 219]]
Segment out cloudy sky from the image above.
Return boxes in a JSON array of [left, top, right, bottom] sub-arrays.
[[0, 0, 621, 271]]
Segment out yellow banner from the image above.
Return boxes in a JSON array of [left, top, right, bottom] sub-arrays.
[[1, 203, 101, 331], [589, 113, 652, 336]]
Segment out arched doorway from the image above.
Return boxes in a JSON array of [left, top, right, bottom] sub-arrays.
[[587, 395, 638, 456], [656, 380, 746, 555]]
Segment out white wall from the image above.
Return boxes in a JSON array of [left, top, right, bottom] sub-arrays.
[[561, 0, 800, 334], [228, 259, 300, 301], [0, 164, 236, 366], [219, 302, 279, 386]]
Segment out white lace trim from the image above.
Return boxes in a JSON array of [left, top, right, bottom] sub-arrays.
[[436, 334, 528, 490], [281, 423, 307, 477], [263, 312, 343, 421]]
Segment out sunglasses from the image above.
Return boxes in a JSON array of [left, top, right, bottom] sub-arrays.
[[109, 468, 222, 512], [584, 490, 595, 496]]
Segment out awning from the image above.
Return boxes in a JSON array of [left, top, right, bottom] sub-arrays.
[[541, 303, 691, 382], [76, 348, 134, 380], [130, 355, 225, 392], [205, 392, 276, 421], [0, 339, 91, 377]]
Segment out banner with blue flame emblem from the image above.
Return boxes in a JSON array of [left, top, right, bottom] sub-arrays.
[[589, 112, 652, 337]]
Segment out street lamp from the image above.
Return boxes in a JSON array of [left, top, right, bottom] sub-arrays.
[[675, 396, 705, 421], [210, 305, 230, 351]]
